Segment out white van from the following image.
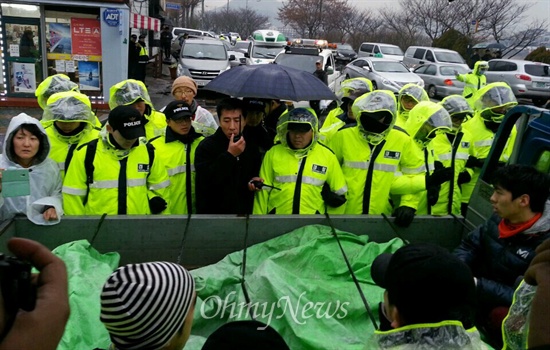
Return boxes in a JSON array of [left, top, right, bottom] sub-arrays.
[[246, 29, 287, 65], [171, 27, 215, 41], [403, 46, 469, 70], [358, 42, 404, 61]]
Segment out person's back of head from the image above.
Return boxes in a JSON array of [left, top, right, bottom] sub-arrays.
[[372, 243, 476, 328], [491, 164, 550, 213], [201, 320, 289, 350], [100, 261, 196, 350]]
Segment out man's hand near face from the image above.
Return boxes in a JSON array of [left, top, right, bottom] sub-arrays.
[[228, 134, 246, 157]]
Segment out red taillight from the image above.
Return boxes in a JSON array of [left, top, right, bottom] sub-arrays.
[[444, 79, 453, 86], [515, 74, 531, 81]]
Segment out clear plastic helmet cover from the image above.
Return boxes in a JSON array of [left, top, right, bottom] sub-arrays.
[[277, 107, 318, 158], [36, 74, 79, 109], [352, 91, 397, 121], [415, 107, 452, 146], [398, 83, 429, 110], [42, 92, 94, 124], [476, 84, 517, 123], [440, 95, 473, 131], [336, 77, 372, 100], [109, 80, 152, 108], [359, 111, 394, 145]]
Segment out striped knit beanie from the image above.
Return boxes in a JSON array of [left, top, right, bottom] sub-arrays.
[[100, 262, 195, 350]]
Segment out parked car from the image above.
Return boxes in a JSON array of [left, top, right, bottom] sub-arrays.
[[413, 63, 469, 99], [177, 38, 235, 87], [221, 40, 247, 67], [358, 42, 404, 61], [485, 59, 550, 107], [403, 46, 469, 70], [334, 43, 358, 63], [341, 57, 423, 93], [171, 27, 215, 42]]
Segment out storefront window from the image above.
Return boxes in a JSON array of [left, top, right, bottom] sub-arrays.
[[1, 4, 40, 18]]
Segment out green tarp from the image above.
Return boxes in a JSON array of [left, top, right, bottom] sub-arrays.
[[188, 224, 404, 350]]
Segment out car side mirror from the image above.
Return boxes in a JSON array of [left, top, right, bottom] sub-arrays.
[[326, 66, 334, 75], [419, 60, 425, 65], [229, 55, 236, 61], [244, 52, 250, 58]]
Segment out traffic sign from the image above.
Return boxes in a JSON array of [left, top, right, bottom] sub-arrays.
[[166, 2, 181, 10]]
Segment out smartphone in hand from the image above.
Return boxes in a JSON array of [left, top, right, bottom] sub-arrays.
[[2, 168, 30, 197]]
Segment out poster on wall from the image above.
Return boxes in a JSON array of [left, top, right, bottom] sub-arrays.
[[78, 61, 100, 91], [47, 23, 72, 57], [71, 18, 102, 56], [11, 62, 37, 93]]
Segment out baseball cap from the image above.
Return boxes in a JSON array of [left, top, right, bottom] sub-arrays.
[[108, 105, 145, 139], [371, 243, 476, 325], [165, 100, 194, 120], [243, 98, 267, 112], [139, 34, 146, 39]]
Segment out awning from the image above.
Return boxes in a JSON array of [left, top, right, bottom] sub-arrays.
[[130, 13, 161, 32]]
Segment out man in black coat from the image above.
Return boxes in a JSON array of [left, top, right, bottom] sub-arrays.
[[310, 60, 328, 117], [195, 98, 262, 214], [128, 34, 140, 79], [454, 164, 550, 347]]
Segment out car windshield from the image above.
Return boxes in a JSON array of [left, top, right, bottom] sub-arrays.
[[440, 66, 469, 75], [252, 44, 285, 58], [181, 43, 227, 60], [381, 46, 404, 55], [372, 61, 409, 73], [274, 54, 321, 73], [337, 44, 354, 51], [435, 52, 465, 64], [525, 64, 550, 77], [234, 41, 250, 50]]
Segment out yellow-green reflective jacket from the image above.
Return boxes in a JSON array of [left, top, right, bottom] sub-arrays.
[[329, 126, 422, 215], [460, 114, 517, 203], [253, 142, 347, 215], [45, 125, 100, 181], [62, 137, 170, 215], [456, 73, 487, 107], [431, 129, 473, 216], [319, 107, 345, 142], [365, 321, 486, 350], [145, 109, 168, 140], [150, 133, 203, 214]]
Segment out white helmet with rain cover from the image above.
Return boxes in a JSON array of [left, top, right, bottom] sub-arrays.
[[398, 83, 429, 113], [407, 101, 452, 147], [439, 95, 474, 132], [277, 107, 318, 158], [109, 79, 153, 112], [475, 82, 517, 123], [337, 77, 373, 101], [35, 74, 79, 110], [352, 90, 397, 145]]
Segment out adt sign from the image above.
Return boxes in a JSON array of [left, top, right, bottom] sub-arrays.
[[103, 8, 121, 27]]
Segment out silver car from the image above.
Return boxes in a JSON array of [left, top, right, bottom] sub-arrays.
[[485, 59, 550, 107], [342, 57, 423, 93], [413, 64, 469, 99]]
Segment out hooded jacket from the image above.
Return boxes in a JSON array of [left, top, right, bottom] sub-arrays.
[[456, 61, 488, 106], [253, 108, 347, 215], [0, 113, 63, 225], [41, 91, 100, 180], [395, 83, 430, 128], [454, 201, 550, 309], [109, 79, 167, 140]]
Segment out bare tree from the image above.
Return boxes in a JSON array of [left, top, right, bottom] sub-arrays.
[[379, 7, 430, 50], [201, 8, 269, 38], [278, 0, 324, 38]]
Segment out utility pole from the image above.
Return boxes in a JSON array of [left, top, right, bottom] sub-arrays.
[[227, 0, 229, 12]]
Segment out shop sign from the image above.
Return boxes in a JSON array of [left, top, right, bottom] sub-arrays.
[[103, 9, 121, 27], [71, 18, 102, 56]]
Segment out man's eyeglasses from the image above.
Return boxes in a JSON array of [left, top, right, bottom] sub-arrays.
[[173, 89, 195, 96]]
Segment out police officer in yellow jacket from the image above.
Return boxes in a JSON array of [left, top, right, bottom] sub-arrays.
[[62, 105, 170, 215], [395, 83, 429, 128], [253, 107, 347, 215], [150, 101, 203, 214], [319, 77, 372, 142], [41, 91, 100, 180], [329, 90, 422, 215], [460, 82, 518, 207], [396, 101, 454, 219], [109, 79, 167, 140], [35, 74, 79, 110], [431, 95, 474, 216], [456, 60, 488, 108]]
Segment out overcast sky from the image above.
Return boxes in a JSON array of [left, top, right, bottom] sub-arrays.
[[206, 0, 550, 29]]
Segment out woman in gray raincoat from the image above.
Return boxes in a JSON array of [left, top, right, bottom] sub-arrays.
[[0, 113, 63, 225]]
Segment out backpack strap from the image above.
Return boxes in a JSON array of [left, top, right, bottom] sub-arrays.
[[82, 139, 99, 206], [146, 142, 155, 179]]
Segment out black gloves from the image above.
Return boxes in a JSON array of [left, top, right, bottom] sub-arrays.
[[425, 161, 453, 188], [393, 206, 416, 228], [149, 196, 167, 214], [465, 156, 485, 169], [427, 186, 441, 206], [322, 183, 347, 208], [461, 203, 469, 217], [457, 171, 472, 186]]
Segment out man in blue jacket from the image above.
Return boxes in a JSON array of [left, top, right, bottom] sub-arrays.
[[454, 164, 550, 347]]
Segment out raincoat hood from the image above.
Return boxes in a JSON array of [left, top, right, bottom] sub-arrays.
[[406, 101, 452, 148], [109, 79, 154, 115], [353, 90, 397, 145], [277, 107, 319, 159], [473, 60, 489, 75], [336, 77, 373, 101], [474, 82, 517, 122], [35, 74, 79, 110], [398, 83, 429, 114], [440, 95, 474, 132], [2, 113, 50, 166], [41, 90, 97, 133]]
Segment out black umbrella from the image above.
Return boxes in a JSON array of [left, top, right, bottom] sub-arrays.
[[204, 63, 337, 101], [486, 42, 507, 50]]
